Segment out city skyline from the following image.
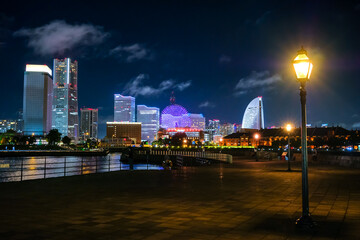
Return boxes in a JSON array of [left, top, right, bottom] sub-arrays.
[[1, 1, 360, 138]]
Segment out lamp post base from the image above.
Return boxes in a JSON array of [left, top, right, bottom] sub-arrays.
[[295, 214, 316, 230]]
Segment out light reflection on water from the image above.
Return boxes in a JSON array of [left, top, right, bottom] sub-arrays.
[[0, 153, 164, 182]]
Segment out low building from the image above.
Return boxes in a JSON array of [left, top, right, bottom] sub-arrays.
[[0, 120, 18, 133], [105, 122, 141, 145], [166, 127, 204, 141], [223, 131, 259, 147], [222, 127, 352, 148]]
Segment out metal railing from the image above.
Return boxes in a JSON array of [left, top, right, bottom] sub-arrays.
[[137, 150, 233, 163], [0, 155, 163, 182]]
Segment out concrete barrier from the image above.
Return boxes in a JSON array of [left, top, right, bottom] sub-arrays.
[[317, 153, 360, 168]]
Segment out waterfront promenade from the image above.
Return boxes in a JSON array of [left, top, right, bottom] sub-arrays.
[[0, 157, 359, 239]]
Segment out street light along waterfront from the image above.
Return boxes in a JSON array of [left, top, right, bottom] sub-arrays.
[[254, 133, 260, 161], [293, 47, 315, 228], [285, 124, 292, 171]]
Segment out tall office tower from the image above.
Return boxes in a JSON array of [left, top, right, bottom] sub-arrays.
[[206, 119, 220, 141], [16, 109, 24, 133], [52, 58, 79, 140], [80, 108, 98, 139], [220, 123, 235, 136], [242, 96, 264, 130], [114, 94, 135, 122], [137, 105, 159, 143], [23, 64, 53, 136], [188, 113, 206, 130]]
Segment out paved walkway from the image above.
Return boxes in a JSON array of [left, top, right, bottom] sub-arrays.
[[0, 157, 359, 239]]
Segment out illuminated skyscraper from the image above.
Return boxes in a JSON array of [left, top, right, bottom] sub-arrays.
[[188, 113, 205, 130], [220, 123, 235, 136], [114, 94, 135, 122], [242, 96, 264, 130], [23, 64, 53, 136], [137, 105, 159, 143], [206, 119, 220, 141], [80, 108, 98, 139], [52, 58, 79, 140]]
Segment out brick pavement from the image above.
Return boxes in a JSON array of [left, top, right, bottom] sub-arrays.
[[0, 157, 359, 239]]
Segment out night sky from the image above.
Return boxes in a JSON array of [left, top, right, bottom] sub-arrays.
[[1, 0, 360, 137]]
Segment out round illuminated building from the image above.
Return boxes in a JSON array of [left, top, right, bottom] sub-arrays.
[[161, 93, 191, 129]]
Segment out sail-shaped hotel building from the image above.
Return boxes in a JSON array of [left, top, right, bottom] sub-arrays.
[[241, 97, 264, 130]]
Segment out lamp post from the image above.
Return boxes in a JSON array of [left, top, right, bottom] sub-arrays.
[[293, 47, 315, 228], [254, 133, 260, 147], [254, 133, 260, 161], [285, 124, 292, 171]]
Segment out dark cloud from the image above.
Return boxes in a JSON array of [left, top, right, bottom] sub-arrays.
[[219, 55, 232, 63], [109, 43, 153, 62], [255, 11, 271, 25], [13, 20, 109, 56], [235, 71, 281, 96], [122, 74, 191, 97], [199, 101, 216, 108]]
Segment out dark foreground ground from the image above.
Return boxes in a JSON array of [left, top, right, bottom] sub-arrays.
[[0, 157, 359, 240]]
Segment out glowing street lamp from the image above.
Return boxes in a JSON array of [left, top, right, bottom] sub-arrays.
[[285, 124, 293, 171], [254, 133, 260, 161], [183, 139, 187, 148], [293, 47, 315, 228]]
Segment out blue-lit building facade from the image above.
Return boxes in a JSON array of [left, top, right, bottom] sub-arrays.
[[23, 64, 53, 136], [137, 105, 159, 143], [114, 94, 135, 122], [52, 58, 79, 140]]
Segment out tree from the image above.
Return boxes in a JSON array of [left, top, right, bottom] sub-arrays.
[[86, 138, 97, 148], [62, 136, 71, 146], [46, 129, 62, 145], [0, 130, 18, 145], [28, 136, 36, 145], [171, 132, 187, 146]]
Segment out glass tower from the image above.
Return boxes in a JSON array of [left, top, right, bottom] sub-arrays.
[[52, 58, 79, 140], [137, 105, 159, 143], [114, 94, 135, 122], [206, 119, 220, 141], [80, 108, 98, 140], [23, 64, 53, 136]]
